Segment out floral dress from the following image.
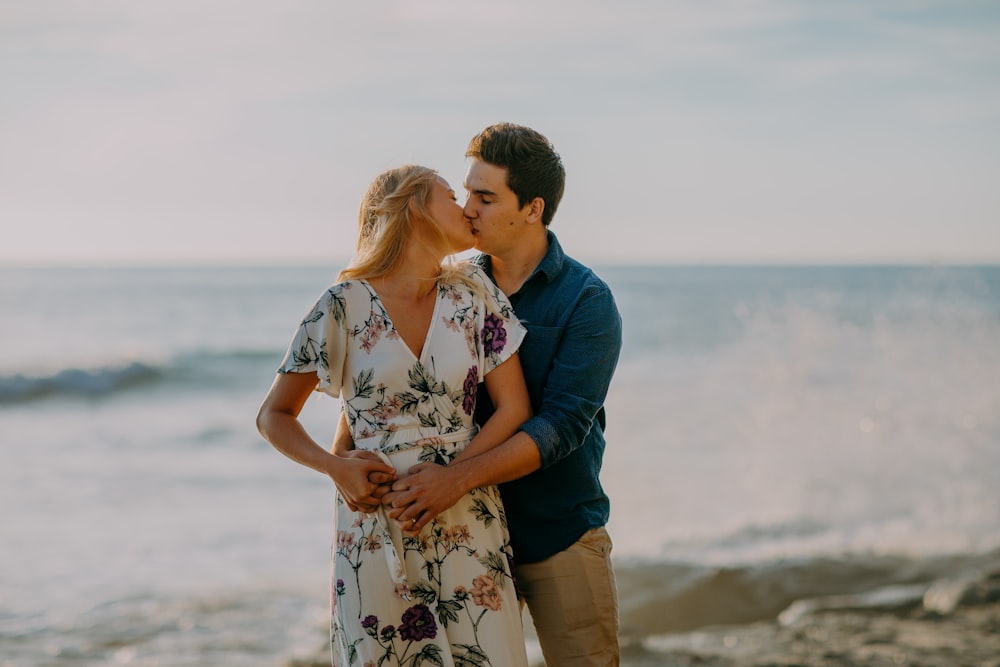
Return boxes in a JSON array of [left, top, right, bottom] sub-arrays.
[[278, 265, 529, 667]]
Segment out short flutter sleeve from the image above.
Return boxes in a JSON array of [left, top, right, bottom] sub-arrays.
[[469, 266, 526, 375], [277, 284, 349, 398]]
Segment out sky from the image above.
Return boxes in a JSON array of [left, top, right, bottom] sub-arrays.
[[2, 0, 999, 266]]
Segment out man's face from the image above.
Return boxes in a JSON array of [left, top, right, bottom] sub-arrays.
[[463, 159, 531, 255]]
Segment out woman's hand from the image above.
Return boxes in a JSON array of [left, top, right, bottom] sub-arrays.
[[328, 450, 397, 513], [257, 372, 396, 512]]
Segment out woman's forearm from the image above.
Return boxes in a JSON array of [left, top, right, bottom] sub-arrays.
[[258, 409, 339, 476], [451, 400, 529, 465], [451, 355, 531, 466]]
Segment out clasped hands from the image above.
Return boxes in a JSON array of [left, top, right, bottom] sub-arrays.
[[335, 450, 465, 536]]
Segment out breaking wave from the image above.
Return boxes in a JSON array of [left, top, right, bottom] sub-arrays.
[[0, 349, 278, 405]]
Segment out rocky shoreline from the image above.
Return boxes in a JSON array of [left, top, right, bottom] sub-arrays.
[[286, 556, 1000, 667], [618, 564, 1000, 667], [625, 602, 1000, 666]]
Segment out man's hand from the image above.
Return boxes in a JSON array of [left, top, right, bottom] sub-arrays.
[[330, 449, 396, 513], [382, 462, 468, 535]]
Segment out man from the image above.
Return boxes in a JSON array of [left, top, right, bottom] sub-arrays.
[[384, 123, 623, 665]]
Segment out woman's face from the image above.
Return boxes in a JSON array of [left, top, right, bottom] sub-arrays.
[[426, 176, 474, 254]]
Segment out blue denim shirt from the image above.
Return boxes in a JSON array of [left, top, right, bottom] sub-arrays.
[[474, 232, 623, 563]]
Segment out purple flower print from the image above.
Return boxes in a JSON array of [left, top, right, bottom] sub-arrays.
[[360, 614, 379, 638], [331, 578, 344, 612], [398, 603, 437, 642], [462, 366, 478, 415], [481, 313, 507, 356]]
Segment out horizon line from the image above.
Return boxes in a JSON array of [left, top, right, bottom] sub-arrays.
[[2, 256, 999, 270]]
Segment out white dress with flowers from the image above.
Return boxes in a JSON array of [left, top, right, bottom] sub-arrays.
[[277, 265, 529, 667]]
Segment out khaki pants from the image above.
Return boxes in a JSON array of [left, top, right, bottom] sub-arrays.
[[516, 527, 620, 666]]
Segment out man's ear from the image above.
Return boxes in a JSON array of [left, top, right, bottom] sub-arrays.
[[525, 197, 545, 225]]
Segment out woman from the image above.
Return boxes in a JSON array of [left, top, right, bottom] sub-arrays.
[[256, 165, 531, 666]]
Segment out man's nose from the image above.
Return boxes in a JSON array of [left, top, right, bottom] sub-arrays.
[[462, 200, 476, 218]]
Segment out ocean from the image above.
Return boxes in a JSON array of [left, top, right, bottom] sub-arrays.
[[1, 263, 998, 666]]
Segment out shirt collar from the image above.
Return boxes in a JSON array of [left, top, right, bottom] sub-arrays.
[[534, 230, 565, 283], [475, 230, 565, 286]]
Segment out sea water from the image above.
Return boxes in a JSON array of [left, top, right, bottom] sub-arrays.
[[1, 264, 998, 665]]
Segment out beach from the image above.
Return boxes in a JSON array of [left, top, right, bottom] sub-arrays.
[[620, 589, 1000, 667], [616, 550, 1000, 666], [282, 550, 1000, 666]]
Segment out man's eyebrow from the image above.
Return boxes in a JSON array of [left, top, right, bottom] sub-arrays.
[[466, 186, 496, 196]]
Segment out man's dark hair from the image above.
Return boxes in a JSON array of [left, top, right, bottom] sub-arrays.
[[466, 123, 565, 227]]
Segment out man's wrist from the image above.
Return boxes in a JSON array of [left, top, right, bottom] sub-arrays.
[[446, 458, 479, 494]]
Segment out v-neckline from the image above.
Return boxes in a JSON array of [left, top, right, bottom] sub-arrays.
[[362, 280, 440, 362]]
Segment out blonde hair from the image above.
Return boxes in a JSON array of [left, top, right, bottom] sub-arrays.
[[338, 165, 476, 290]]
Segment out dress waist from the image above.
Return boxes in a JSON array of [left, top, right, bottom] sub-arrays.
[[354, 425, 477, 454]]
